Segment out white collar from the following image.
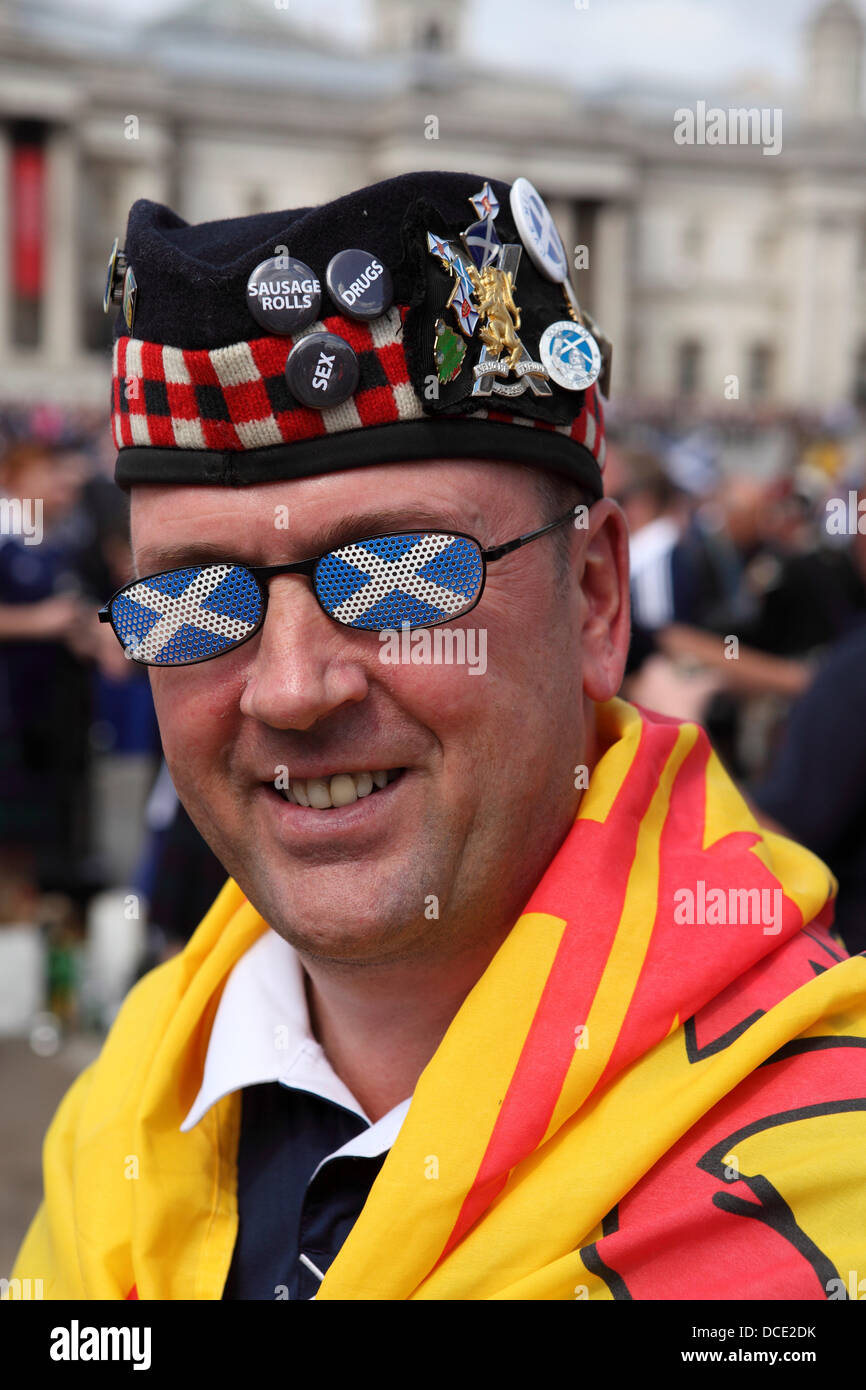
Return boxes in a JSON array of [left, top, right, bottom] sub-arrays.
[[180, 927, 411, 1153]]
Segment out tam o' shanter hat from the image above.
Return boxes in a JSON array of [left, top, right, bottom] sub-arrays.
[[105, 171, 611, 497]]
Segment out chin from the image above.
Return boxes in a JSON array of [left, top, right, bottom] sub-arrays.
[[240, 865, 431, 962], [263, 913, 426, 967]]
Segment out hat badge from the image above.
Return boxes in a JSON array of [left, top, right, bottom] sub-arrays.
[[426, 186, 551, 399], [103, 237, 128, 315]]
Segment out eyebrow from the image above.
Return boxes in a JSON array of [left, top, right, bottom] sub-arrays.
[[134, 505, 479, 577]]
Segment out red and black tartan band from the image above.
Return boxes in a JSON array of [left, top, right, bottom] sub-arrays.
[[112, 307, 607, 497]]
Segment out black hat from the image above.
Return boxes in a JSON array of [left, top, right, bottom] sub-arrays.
[[107, 170, 609, 496]]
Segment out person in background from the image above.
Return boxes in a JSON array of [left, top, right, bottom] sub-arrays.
[[618, 457, 811, 758], [0, 441, 93, 894], [618, 455, 689, 631], [750, 490, 866, 956]]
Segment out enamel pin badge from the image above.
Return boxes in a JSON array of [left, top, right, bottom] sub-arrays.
[[426, 186, 551, 399]]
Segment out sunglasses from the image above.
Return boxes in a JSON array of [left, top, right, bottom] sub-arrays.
[[98, 507, 577, 667]]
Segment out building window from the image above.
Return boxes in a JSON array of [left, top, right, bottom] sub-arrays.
[[81, 160, 120, 353], [677, 340, 702, 397], [8, 120, 48, 350], [748, 344, 774, 400]]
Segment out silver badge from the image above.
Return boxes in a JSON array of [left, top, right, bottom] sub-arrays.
[[539, 320, 602, 392], [509, 177, 569, 283], [103, 237, 127, 314], [121, 266, 138, 335]]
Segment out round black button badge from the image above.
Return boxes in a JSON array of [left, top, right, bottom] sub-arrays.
[[285, 332, 360, 409], [325, 249, 394, 321], [246, 256, 321, 334]]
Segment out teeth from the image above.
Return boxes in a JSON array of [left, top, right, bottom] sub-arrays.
[[329, 774, 358, 807], [306, 778, 332, 809], [278, 769, 398, 810]]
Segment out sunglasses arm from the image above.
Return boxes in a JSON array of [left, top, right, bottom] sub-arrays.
[[482, 508, 576, 565]]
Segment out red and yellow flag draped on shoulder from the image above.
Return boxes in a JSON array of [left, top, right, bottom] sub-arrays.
[[11, 699, 866, 1300]]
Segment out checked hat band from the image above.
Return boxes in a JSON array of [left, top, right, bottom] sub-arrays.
[[112, 305, 607, 491]]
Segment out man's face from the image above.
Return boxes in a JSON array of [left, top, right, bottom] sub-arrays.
[[130, 460, 629, 969]]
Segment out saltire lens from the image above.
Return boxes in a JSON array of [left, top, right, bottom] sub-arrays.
[[315, 533, 484, 631], [109, 533, 486, 666], [111, 564, 263, 666]]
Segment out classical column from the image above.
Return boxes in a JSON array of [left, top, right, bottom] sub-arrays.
[[43, 123, 79, 363], [814, 213, 862, 406], [546, 196, 579, 286], [591, 201, 629, 395], [778, 210, 811, 406]]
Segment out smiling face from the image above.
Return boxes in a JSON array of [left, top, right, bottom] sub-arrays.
[[129, 459, 630, 971]]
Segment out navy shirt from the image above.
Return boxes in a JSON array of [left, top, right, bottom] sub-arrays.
[[223, 1082, 389, 1300]]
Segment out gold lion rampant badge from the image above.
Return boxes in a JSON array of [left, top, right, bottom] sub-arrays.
[[426, 183, 551, 399], [471, 261, 522, 369]]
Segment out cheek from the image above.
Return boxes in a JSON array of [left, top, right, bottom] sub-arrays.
[[379, 616, 544, 754], [149, 665, 244, 770], [378, 659, 485, 741]]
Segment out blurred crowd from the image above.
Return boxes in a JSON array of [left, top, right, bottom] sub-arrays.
[[0, 405, 224, 1043], [608, 413, 866, 956], [1, 402, 865, 1045]]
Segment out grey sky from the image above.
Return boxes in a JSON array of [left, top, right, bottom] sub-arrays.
[[62, 0, 853, 91]]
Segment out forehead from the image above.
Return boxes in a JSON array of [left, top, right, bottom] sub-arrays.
[[128, 459, 538, 566]]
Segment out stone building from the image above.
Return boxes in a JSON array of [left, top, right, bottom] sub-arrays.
[[1, 0, 865, 414]]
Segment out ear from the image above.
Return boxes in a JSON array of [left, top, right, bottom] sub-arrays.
[[577, 498, 631, 702]]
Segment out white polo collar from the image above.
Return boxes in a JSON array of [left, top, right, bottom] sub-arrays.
[[180, 925, 410, 1155]]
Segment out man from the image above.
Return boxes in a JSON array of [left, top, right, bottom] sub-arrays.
[[10, 172, 866, 1301]]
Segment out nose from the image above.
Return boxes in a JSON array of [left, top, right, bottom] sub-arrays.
[[238, 574, 371, 731]]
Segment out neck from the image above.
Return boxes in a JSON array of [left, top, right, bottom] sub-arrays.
[[300, 932, 510, 1123]]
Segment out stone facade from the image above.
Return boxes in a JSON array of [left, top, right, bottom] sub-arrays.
[[0, 0, 865, 413]]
